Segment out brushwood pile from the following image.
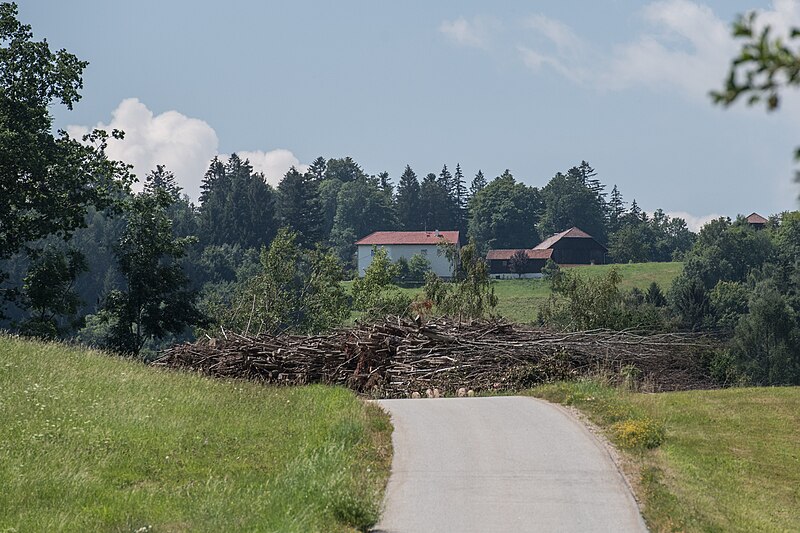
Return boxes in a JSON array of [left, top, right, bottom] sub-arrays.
[[153, 317, 717, 397]]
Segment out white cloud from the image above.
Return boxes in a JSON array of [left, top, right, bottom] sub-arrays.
[[602, 0, 736, 98], [517, 46, 586, 83], [518, 1, 800, 102], [524, 14, 583, 55], [68, 99, 307, 200], [223, 149, 308, 188], [67, 98, 218, 201], [439, 16, 496, 48], [664, 211, 724, 232]]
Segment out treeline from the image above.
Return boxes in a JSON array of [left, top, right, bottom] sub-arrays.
[[186, 154, 695, 264], [537, 212, 800, 385]]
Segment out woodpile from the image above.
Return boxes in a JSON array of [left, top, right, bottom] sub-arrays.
[[152, 317, 718, 397]]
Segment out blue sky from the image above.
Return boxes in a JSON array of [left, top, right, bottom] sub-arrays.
[[22, 0, 800, 229]]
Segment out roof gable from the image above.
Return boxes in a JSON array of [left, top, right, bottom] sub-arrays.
[[486, 249, 553, 260], [533, 227, 605, 250], [746, 212, 768, 224], [356, 231, 460, 246]]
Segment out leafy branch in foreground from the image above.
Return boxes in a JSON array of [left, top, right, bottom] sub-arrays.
[[711, 11, 800, 191]]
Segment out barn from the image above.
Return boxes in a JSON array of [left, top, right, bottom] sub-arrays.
[[487, 249, 553, 279], [355, 230, 460, 278], [487, 227, 607, 278], [533, 227, 607, 265]]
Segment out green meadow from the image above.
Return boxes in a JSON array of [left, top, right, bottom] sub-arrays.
[[0, 336, 391, 533], [528, 381, 800, 532]]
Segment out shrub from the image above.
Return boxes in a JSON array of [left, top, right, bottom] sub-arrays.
[[611, 417, 666, 449]]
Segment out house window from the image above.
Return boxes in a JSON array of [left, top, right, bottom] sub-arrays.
[[370, 248, 375, 256]]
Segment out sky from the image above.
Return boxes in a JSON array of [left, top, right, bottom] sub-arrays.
[[21, 0, 800, 231]]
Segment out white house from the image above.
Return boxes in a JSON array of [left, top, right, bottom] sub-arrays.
[[355, 231, 460, 278]]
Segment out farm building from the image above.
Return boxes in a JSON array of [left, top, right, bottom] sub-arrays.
[[745, 212, 768, 230], [486, 249, 553, 279], [487, 227, 607, 278], [355, 230, 460, 278]]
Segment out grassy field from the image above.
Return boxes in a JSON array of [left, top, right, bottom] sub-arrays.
[[527, 381, 800, 532], [0, 336, 392, 532], [346, 261, 684, 324]]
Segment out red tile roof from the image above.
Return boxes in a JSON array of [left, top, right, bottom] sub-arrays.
[[486, 248, 553, 260], [355, 231, 460, 246], [533, 227, 605, 250], [746, 212, 768, 224]]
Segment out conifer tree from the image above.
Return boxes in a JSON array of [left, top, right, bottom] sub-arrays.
[[470, 170, 487, 198], [453, 163, 469, 232], [395, 165, 422, 230], [306, 156, 327, 181], [277, 166, 323, 247], [607, 184, 626, 234]]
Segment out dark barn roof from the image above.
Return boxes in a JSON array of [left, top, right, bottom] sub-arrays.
[[533, 227, 607, 251]]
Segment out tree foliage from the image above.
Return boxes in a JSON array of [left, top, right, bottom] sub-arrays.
[[0, 2, 131, 262], [468, 170, 541, 254], [100, 188, 205, 356], [213, 229, 349, 335]]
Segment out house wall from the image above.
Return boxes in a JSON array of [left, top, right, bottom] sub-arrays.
[[357, 243, 457, 277]]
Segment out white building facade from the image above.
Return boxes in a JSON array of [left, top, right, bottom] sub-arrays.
[[355, 231, 460, 278]]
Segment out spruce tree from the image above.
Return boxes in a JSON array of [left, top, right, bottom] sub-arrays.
[[277, 166, 323, 247], [470, 170, 487, 197], [198, 154, 278, 249], [607, 184, 626, 234], [453, 163, 469, 232], [395, 165, 422, 230], [306, 156, 327, 181]]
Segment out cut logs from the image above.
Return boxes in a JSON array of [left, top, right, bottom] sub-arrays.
[[152, 316, 718, 397]]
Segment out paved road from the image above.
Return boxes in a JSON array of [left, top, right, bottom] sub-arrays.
[[374, 396, 647, 533]]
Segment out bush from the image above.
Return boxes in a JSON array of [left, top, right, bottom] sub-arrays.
[[539, 268, 673, 331], [611, 417, 665, 449], [422, 241, 497, 320], [353, 247, 411, 321]]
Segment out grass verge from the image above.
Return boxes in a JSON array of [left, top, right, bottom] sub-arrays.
[[526, 381, 800, 532], [0, 335, 392, 532]]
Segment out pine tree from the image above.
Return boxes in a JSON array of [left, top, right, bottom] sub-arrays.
[[277, 166, 323, 247], [378, 171, 393, 202], [438, 164, 454, 197], [198, 154, 278, 249], [395, 165, 422, 230], [470, 170, 487, 198], [453, 163, 468, 232], [607, 184, 626, 234], [306, 156, 327, 181], [143, 165, 181, 201]]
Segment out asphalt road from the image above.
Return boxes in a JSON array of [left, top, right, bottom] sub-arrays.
[[374, 396, 648, 533]]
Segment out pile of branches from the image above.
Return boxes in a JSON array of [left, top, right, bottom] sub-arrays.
[[153, 317, 718, 397]]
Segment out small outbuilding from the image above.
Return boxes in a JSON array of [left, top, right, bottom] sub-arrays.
[[745, 212, 768, 230], [355, 230, 460, 278], [487, 249, 553, 279]]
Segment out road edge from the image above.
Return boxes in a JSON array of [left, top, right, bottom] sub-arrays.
[[521, 396, 650, 532]]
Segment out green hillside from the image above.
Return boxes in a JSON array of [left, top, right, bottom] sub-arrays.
[[346, 261, 683, 324], [529, 382, 800, 532], [0, 336, 391, 532]]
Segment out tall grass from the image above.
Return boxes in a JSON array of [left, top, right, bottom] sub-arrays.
[[0, 336, 391, 532]]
